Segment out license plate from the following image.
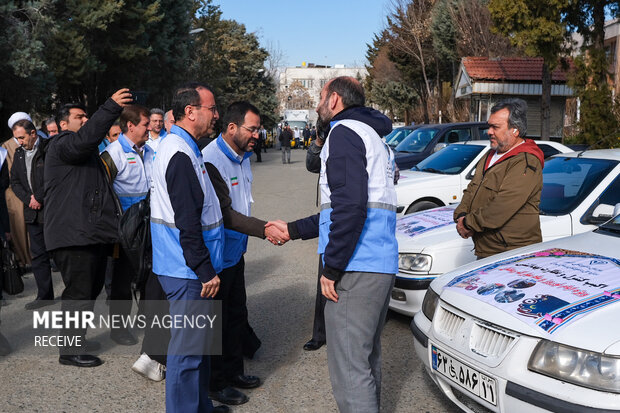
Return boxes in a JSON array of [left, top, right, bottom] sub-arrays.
[[431, 345, 497, 406]]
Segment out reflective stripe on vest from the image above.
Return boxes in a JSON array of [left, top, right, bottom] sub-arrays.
[[150, 125, 224, 278], [202, 135, 254, 269], [318, 119, 398, 274], [104, 134, 153, 211]]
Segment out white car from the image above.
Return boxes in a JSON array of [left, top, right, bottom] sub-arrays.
[[392, 149, 620, 316], [395, 140, 571, 215], [411, 214, 620, 412]]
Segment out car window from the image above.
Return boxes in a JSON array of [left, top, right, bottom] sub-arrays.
[[395, 128, 438, 153], [581, 174, 620, 224], [478, 127, 489, 140], [385, 128, 413, 148], [439, 128, 471, 144], [537, 143, 561, 159], [540, 157, 619, 215], [414, 144, 486, 174]]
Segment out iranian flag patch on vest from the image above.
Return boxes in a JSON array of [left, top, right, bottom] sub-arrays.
[[231, 176, 238, 186]]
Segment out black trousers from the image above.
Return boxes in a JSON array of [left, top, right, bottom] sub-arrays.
[[27, 222, 53, 300], [254, 140, 262, 162], [210, 257, 247, 391], [109, 246, 133, 323], [140, 271, 169, 365], [52, 244, 111, 355], [311, 258, 327, 342]]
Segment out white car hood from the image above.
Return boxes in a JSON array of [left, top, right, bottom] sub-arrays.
[[430, 231, 620, 353], [397, 171, 456, 189], [397, 212, 575, 274]]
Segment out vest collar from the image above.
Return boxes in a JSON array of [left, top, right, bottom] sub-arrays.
[[170, 125, 201, 158], [216, 134, 252, 164], [119, 133, 152, 155], [118, 133, 136, 153]]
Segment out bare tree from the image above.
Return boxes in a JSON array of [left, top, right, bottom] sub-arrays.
[[389, 0, 436, 102], [277, 80, 314, 112], [450, 0, 516, 57], [264, 40, 286, 82]]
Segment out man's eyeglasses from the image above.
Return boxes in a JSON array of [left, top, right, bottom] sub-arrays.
[[240, 125, 260, 134], [191, 104, 218, 114]]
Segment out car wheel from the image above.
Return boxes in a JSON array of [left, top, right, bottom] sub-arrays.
[[405, 201, 440, 215]]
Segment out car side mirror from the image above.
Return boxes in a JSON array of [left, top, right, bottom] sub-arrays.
[[588, 203, 620, 225], [434, 143, 448, 153]]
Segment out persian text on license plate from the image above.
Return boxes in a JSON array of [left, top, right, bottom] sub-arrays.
[[431, 345, 497, 406]]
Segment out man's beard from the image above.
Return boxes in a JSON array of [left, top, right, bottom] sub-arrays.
[[234, 130, 254, 152], [316, 104, 332, 140]]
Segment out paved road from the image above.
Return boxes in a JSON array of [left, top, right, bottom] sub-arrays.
[[0, 148, 459, 413]]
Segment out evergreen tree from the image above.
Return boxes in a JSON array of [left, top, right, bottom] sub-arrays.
[[46, 0, 163, 109], [565, 0, 619, 146], [489, 0, 568, 140], [188, 0, 278, 128], [0, 1, 56, 130]]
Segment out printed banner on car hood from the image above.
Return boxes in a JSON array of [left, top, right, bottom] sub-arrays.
[[396, 207, 456, 238], [444, 248, 620, 334]]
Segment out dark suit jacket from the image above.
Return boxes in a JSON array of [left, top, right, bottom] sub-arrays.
[[10, 139, 47, 224]]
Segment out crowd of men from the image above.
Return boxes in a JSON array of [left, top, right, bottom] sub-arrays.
[[0, 75, 544, 413]]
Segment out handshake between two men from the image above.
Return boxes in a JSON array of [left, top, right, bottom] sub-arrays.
[[263, 220, 290, 246]]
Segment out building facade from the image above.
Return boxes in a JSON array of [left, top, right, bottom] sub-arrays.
[[455, 57, 573, 138], [278, 64, 368, 126]]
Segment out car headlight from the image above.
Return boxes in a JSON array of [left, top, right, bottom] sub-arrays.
[[528, 340, 620, 393], [421, 288, 440, 321], [398, 253, 432, 273]]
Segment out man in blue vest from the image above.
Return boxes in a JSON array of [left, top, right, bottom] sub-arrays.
[[146, 107, 167, 153], [100, 104, 153, 346], [150, 82, 228, 413], [267, 77, 397, 413], [202, 102, 266, 406]]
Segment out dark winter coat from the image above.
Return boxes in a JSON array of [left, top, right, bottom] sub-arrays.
[[10, 139, 48, 224], [44, 98, 122, 250]]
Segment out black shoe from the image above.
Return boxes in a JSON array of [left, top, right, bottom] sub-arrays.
[[229, 374, 261, 389], [209, 387, 249, 405], [59, 354, 103, 367], [110, 329, 138, 346], [0, 331, 11, 356], [303, 339, 325, 351], [24, 298, 55, 310], [84, 339, 101, 352]]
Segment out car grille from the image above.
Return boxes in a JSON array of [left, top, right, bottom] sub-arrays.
[[436, 306, 465, 338], [470, 322, 516, 358]]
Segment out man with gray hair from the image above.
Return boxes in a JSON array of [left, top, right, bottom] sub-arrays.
[[146, 108, 167, 152], [454, 98, 544, 258], [164, 109, 175, 133]]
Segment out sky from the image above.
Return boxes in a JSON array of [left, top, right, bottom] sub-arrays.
[[216, 0, 392, 68]]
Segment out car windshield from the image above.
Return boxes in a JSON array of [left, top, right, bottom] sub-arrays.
[[413, 144, 486, 174], [386, 128, 414, 148], [540, 157, 619, 215], [395, 128, 438, 153]]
